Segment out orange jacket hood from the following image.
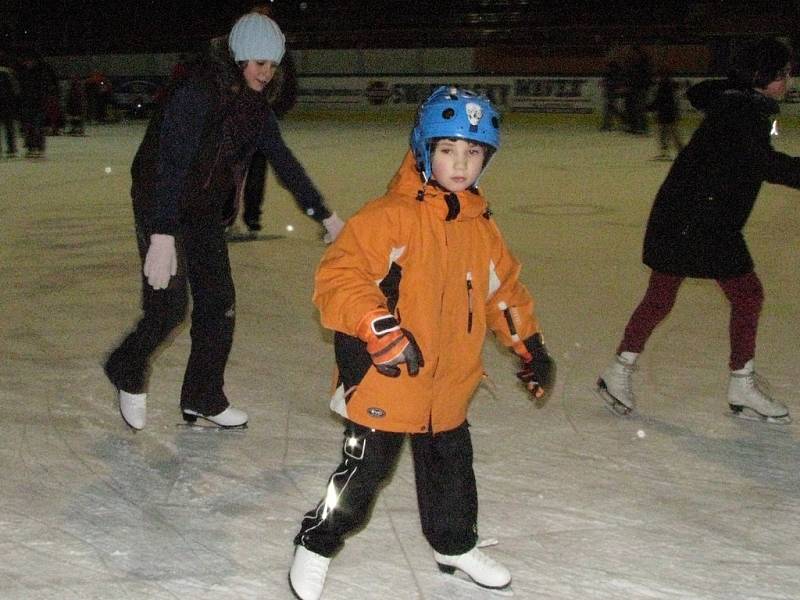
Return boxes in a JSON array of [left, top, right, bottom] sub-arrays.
[[386, 150, 489, 222]]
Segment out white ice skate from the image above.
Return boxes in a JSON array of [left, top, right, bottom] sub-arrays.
[[119, 390, 147, 430], [181, 406, 248, 429], [434, 546, 511, 590], [289, 545, 330, 600], [596, 352, 638, 416], [728, 360, 791, 424]]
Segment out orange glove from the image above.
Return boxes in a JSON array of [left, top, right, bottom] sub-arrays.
[[356, 309, 424, 377]]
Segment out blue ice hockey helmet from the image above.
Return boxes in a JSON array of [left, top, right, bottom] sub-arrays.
[[410, 86, 501, 183]]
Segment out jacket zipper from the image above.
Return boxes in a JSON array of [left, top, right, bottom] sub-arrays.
[[466, 271, 473, 333]]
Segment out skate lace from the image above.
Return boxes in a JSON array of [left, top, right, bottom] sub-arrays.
[[742, 371, 775, 399], [469, 548, 496, 568], [615, 357, 637, 396]]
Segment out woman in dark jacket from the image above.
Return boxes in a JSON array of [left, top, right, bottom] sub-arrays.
[[597, 37, 800, 424], [104, 12, 343, 430]]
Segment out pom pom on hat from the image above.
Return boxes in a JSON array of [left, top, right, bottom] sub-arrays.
[[228, 13, 285, 63]]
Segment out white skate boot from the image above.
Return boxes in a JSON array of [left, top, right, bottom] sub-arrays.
[[434, 546, 511, 589], [596, 352, 638, 416], [182, 406, 248, 428], [119, 390, 147, 430], [728, 360, 791, 424], [289, 545, 330, 600]]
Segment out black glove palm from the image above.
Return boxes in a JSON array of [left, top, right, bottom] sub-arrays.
[[516, 333, 556, 400]]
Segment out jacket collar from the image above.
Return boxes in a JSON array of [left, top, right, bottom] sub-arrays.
[[387, 151, 489, 221], [688, 79, 780, 116]]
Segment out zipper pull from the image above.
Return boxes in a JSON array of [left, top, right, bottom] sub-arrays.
[[466, 272, 473, 333]]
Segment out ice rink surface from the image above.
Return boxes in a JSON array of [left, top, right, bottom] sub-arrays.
[[1, 113, 800, 599]]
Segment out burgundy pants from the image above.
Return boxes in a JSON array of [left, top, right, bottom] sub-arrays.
[[617, 271, 763, 370]]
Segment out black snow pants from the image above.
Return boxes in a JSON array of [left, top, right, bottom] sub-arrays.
[[294, 420, 479, 558]]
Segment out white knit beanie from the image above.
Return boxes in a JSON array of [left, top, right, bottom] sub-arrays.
[[228, 13, 285, 63]]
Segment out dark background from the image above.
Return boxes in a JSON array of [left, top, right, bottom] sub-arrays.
[[2, 1, 799, 55]]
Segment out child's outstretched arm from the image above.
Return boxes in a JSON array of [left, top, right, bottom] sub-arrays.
[[484, 222, 556, 400]]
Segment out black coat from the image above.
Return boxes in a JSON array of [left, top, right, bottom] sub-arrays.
[[643, 79, 800, 278], [131, 54, 329, 235]]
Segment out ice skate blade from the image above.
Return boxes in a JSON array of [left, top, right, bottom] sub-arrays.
[[226, 233, 284, 243], [176, 422, 248, 432], [729, 405, 792, 424], [181, 409, 248, 429], [595, 380, 633, 417], [436, 565, 514, 596], [179, 413, 248, 431]]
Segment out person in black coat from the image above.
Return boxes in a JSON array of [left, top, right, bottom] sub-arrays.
[[16, 50, 57, 158], [597, 37, 800, 424], [0, 51, 19, 157], [104, 12, 344, 431], [648, 66, 684, 160]]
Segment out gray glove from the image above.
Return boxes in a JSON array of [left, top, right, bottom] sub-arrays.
[[322, 212, 345, 244], [143, 234, 177, 290]]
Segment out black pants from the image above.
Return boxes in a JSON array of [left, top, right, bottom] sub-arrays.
[[104, 220, 235, 416], [1, 114, 16, 154], [242, 151, 268, 231], [20, 109, 45, 152], [294, 421, 478, 558]]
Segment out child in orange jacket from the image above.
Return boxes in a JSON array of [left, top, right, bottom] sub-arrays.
[[289, 87, 555, 600]]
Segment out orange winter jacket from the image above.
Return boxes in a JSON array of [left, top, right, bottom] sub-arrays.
[[314, 151, 541, 434]]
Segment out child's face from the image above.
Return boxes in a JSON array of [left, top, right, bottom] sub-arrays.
[[430, 139, 486, 193], [760, 63, 792, 100], [243, 60, 278, 93]]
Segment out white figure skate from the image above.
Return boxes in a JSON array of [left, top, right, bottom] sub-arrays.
[[596, 352, 638, 416], [728, 360, 791, 424]]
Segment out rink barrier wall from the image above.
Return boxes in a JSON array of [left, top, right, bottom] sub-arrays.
[[45, 49, 800, 117], [274, 74, 800, 117], [54, 72, 800, 118]]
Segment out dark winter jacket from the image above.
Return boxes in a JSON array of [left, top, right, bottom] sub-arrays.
[[648, 76, 680, 124], [0, 66, 19, 118], [65, 77, 87, 117], [642, 79, 800, 278], [16, 59, 57, 114], [131, 55, 329, 235]]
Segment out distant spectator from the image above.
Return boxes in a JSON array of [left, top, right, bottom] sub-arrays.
[[153, 54, 193, 107], [170, 54, 191, 81], [66, 75, 87, 135], [0, 51, 19, 157], [43, 67, 64, 136], [648, 67, 684, 160], [624, 45, 653, 134], [16, 51, 58, 158], [599, 59, 624, 131], [86, 70, 113, 123]]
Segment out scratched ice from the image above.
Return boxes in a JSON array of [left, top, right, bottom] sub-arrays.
[[1, 116, 799, 599]]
